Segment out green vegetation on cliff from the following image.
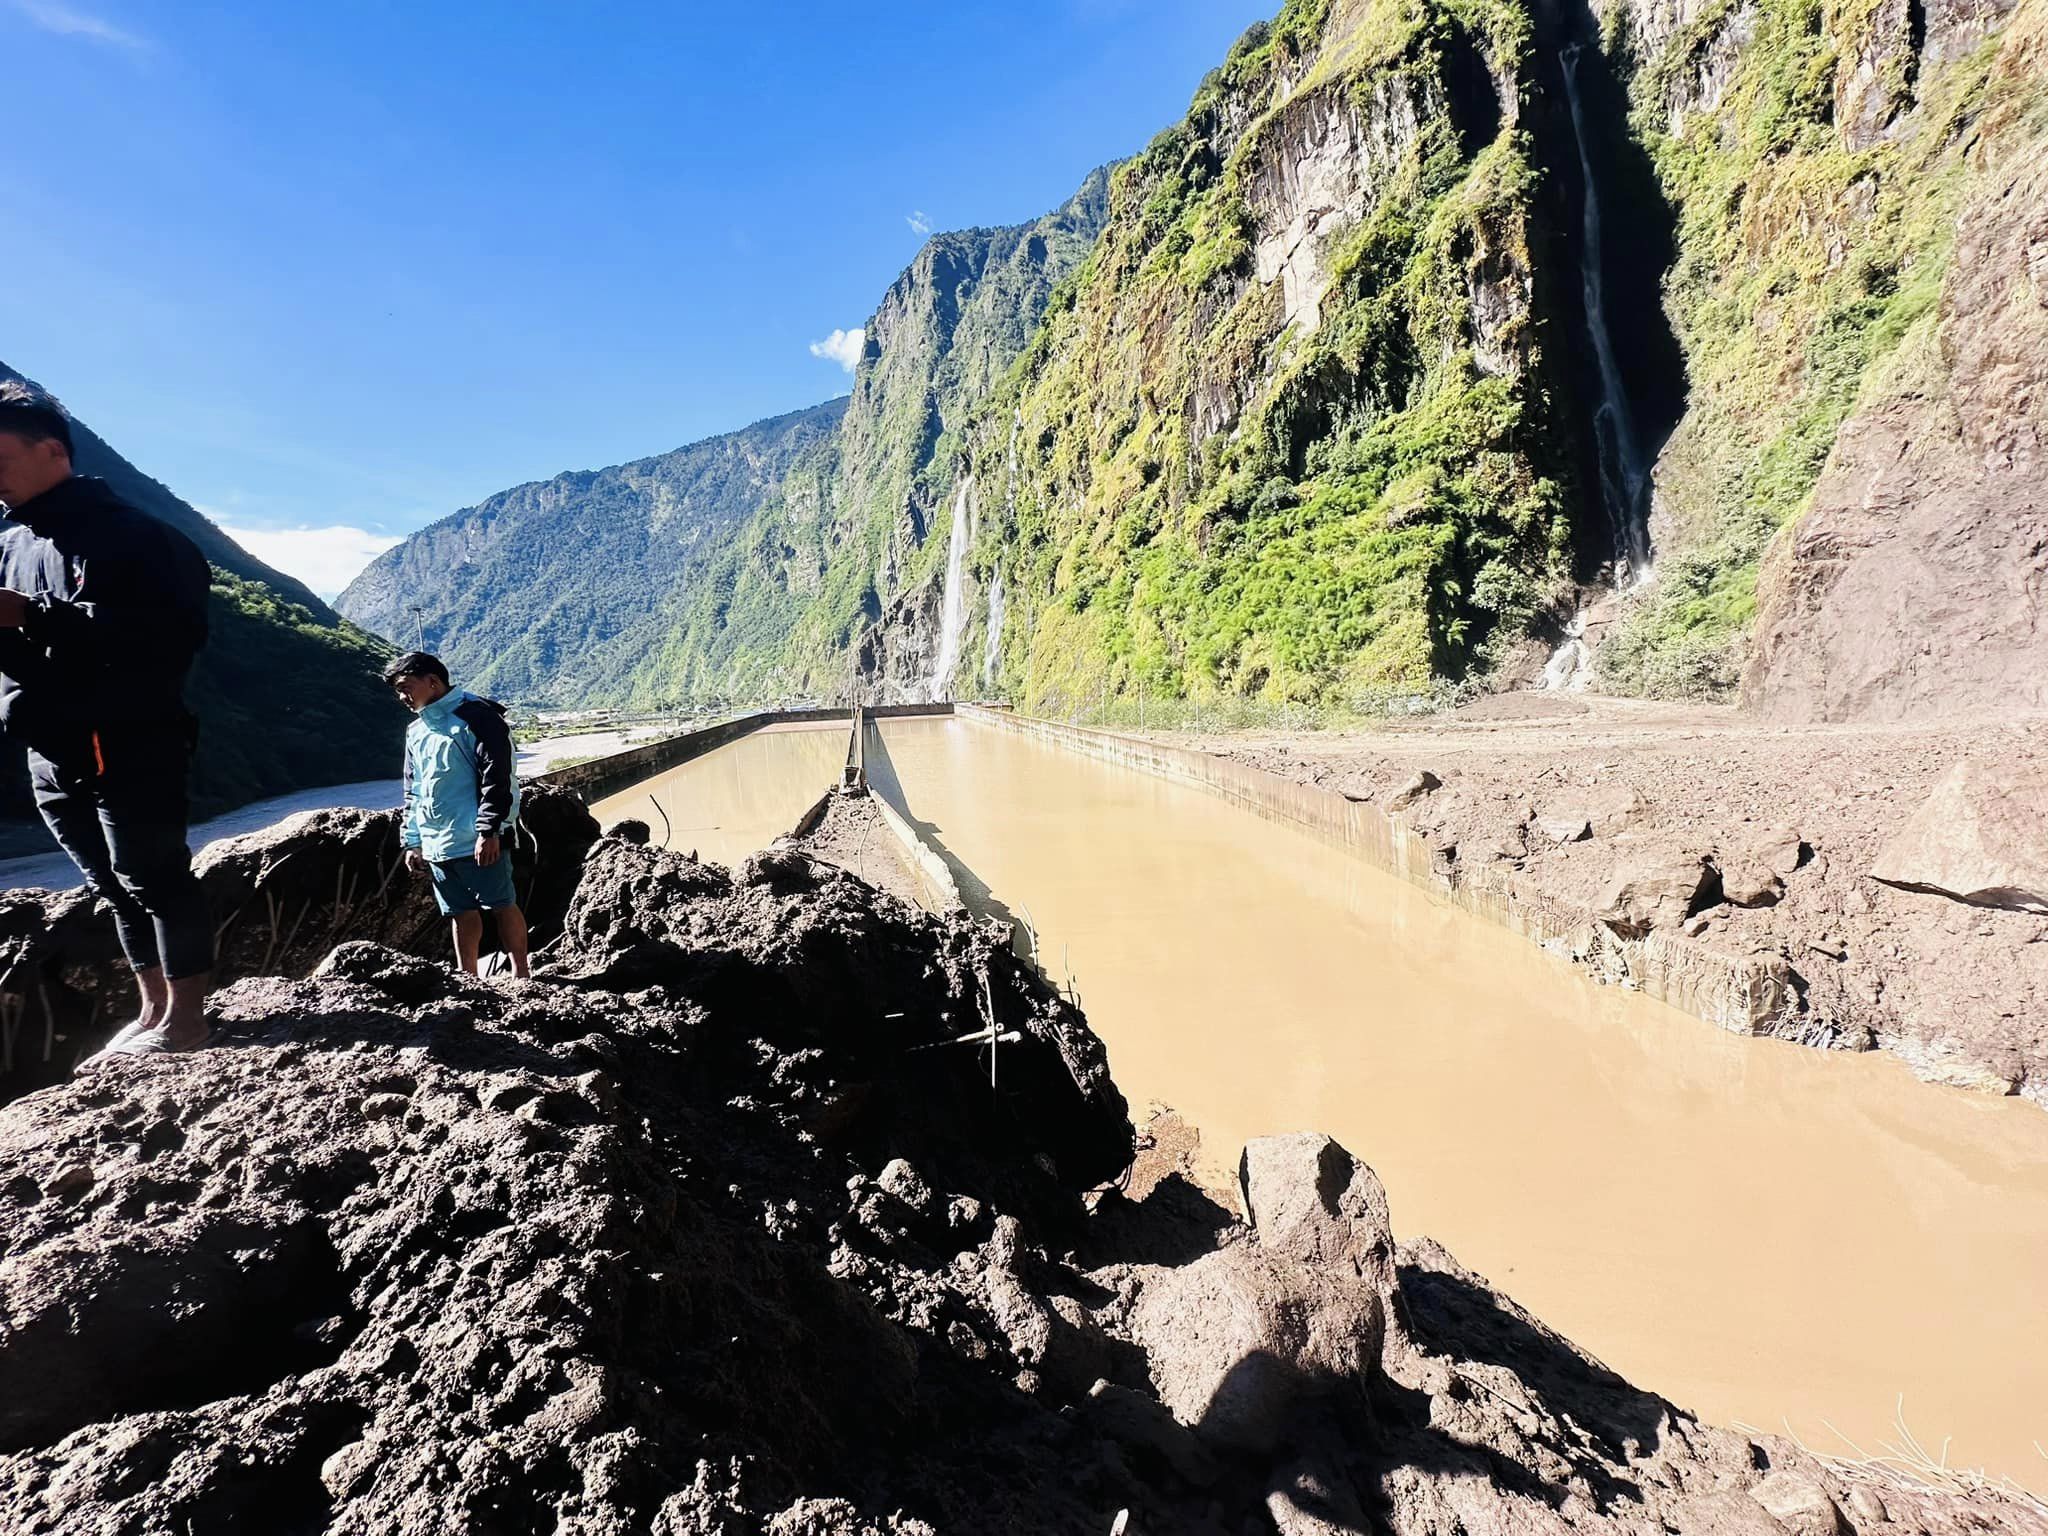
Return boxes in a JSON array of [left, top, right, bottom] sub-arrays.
[[1597, 0, 2006, 696], [964, 0, 1573, 713]]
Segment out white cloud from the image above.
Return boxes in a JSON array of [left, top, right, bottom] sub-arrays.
[[217, 523, 404, 601], [808, 327, 865, 373], [906, 210, 932, 236], [8, 0, 150, 50]]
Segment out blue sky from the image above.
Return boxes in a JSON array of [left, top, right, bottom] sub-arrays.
[[3, 0, 1274, 595]]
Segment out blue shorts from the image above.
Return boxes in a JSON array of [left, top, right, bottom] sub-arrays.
[[427, 853, 518, 916]]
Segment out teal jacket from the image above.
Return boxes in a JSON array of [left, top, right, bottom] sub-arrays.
[[401, 688, 519, 861]]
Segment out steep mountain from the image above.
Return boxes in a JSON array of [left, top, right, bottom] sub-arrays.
[[378, 0, 2048, 722], [336, 399, 847, 705], [610, 168, 1115, 705], [1572, 0, 2045, 712], [0, 361, 396, 843], [814, 0, 2047, 719], [905, 0, 1583, 713]]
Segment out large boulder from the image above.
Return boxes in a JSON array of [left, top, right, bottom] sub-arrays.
[[1870, 758, 2048, 913], [1238, 1133, 1397, 1295], [1597, 855, 1719, 936], [1123, 1244, 1384, 1454]]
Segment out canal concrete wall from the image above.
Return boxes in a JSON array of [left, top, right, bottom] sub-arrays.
[[955, 705, 1792, 1036], [536, 704, 953, 804]]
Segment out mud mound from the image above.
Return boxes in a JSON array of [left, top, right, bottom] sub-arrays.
[[0, 786, 598, 1101], [2, 824, 2041, 1533]]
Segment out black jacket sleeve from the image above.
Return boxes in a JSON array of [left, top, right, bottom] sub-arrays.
[[457, 699, 515, 839], [20, 519, 210, 675]]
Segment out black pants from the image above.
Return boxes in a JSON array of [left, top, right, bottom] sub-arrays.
[[28, 721, 212, 980]]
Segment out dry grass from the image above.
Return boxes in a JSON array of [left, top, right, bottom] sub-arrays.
[[1735, 1397, 2048, 1517]]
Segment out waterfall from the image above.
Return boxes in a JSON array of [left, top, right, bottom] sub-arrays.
[[1560, 44, 1653, 584], [928, 478, 972, 700], [982, 566, 1006, 688], [1541, 608, 1592, 691]]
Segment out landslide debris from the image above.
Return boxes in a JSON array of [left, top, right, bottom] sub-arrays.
[[2, 824, 2044, 1533], [1194, 705, 2048, 1101], [0, 785, 598, 1103]]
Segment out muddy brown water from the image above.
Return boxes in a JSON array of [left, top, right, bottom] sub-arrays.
[[600, 712, 2048, 1493], [587, 719, 849, 869]]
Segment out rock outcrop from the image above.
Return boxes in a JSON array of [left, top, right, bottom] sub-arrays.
[[1741, 0, 2048, 722], [1871, 757, 2048, 912], [4, 810, 2045, 1532]]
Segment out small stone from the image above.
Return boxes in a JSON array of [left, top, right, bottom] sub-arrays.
[[320, 1438, 379, 1499], [1748, 1471, 1848, 1536], [43, 1163, 94, 1202], [946, 1194, 984, 1230], [1753, 826, 1807, 877], [876, 1158, 934, 1212], [1843, 1486, 1887, 1525], [1382, 770, 1441, 813], [1079, 1380, 1217, 1486], [483, 1081, 541, 1114], [1808, 938, 1848, 961], [1537, 815, 1592, 844], [1718, 860, 1786, 908], [360, 1093, 410, 1120], [1598, 856, 1717, 936]]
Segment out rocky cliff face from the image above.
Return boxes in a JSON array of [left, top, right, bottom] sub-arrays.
[[336, 399, 847, 706], [1740, 0, 2048, 720], [1592, 0, 2044, 715], [625, 172, 1112, 708], [0, 362, 396, 831], [888, 0, 1577, 714]]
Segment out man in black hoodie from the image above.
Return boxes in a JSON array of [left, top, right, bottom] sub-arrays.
[[0, 378, 214, 1056]]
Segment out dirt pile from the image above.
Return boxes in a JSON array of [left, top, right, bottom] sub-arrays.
[[3, 822, 2043, 1533], [0, 785, 598, 1101]]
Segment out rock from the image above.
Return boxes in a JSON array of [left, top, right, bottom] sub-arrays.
[[1123, 1245, 1384, 1453], [1668, 1491, 1802, 1534], [1538, 785, 1645, 840], [1597, 856, 1719, 936], [1238, 1134, 1396, 1294], [1748, 1471, 1849, 1536], [42, 1163, 93, 1202], [320, 1437, 379, 1499], [1843, 1485, 1888, 1525], [1870, 759, 2048, 914], [359, 1093, 410, 1120], [876, 1158, 934, 1214], [1383, 770, 1441, 813], [1742, 86, 2048, 725], [1717, 859, 1786, 909], [1536, 814, 1592, 844], [1267, 1460, 1369, 1536], [1751, 827, 1808, 878], [1077, 1380, 1218, 1486]]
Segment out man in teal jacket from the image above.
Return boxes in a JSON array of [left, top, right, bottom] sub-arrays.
[[384, 651, 529, 978]]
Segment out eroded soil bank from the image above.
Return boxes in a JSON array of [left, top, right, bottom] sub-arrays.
[[2, 808, 2044, 1533], [1165, 696, 2048, 1103]]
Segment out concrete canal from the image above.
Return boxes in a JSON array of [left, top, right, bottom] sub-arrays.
[[591, 709, 2048, 1491]]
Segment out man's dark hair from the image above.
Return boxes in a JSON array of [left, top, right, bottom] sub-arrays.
[[382, 651, 449, 686], [0, 378, 76, 460]]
